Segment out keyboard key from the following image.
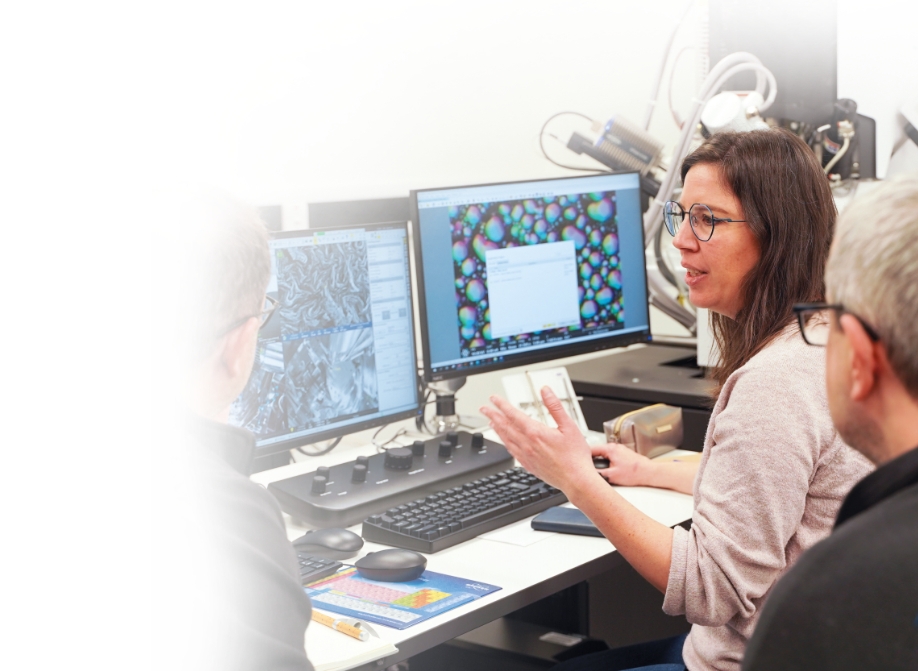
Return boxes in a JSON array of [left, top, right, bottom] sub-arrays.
[[297, 553, 343, 585]]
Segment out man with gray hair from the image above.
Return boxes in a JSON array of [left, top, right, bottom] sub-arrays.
[[742, 175, 918, 670], [152, 191, 314, 671]]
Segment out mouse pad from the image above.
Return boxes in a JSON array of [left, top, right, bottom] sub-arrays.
[[304, 567, 501, 629]]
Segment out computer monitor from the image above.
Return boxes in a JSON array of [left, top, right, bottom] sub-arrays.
[[229, 222, 422, 456], [411, 172, 650, 382]]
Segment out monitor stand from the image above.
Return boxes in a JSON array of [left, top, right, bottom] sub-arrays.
[[250, 449, 292, 474], [429, 377, 466, 433]]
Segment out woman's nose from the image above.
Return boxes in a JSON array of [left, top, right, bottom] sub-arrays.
[[671, 217, 698, 251]]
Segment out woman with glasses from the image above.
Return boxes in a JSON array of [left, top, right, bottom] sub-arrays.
[[482, 128, 872, 671]]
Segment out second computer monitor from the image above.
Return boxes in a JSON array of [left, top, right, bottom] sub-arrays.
[[411, 172, 650, 382], [229, 222, 421, 456]]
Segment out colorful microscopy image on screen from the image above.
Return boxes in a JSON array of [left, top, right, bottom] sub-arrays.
[[449, 192, 624, 357]]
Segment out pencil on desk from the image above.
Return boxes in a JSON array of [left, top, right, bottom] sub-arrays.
[[312, 610, 369, 641]]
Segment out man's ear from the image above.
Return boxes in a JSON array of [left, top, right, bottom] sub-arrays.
[[839, 314, 879, 402], [219, 317, 260, 378]]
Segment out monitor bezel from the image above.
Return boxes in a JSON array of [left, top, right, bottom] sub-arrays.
[[247, 221, 423, 457], [409, 173, 652, 383]]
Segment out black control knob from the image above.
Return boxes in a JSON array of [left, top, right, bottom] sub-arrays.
[[438, 440, 453, 459], [411, 440, 425, 457], [471, 432, 485, 451], [311, 475, 327, 494], [352, 463, 367, 483], [447, 431, 459, 446], [384, 447, 413, 470]]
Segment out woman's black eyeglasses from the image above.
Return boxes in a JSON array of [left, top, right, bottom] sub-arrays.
[[793, 303, 880, 347], [215, 295, 279, 339], [663, 201, 747, 242]]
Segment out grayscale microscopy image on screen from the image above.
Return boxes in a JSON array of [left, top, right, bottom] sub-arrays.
[[276, 242, 372, 334], [283, 327, 378, 430], [229, 340, 287, 437]]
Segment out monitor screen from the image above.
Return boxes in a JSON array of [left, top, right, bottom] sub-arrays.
[[230, 222, 421, 455], [411, 173, 650, 382]]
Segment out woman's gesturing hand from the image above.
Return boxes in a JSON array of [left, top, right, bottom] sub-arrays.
[[480, 386, 597, 492]]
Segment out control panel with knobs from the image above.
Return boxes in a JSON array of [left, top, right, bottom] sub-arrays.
[[268, 431, 513, 527]]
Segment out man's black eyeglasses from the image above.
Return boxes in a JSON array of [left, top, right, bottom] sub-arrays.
[[793, 302, 880, 347], [663, 201, 747, 242], [215, 295, 278, 339]]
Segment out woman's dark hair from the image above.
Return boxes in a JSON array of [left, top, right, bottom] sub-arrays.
[[680, 128, 835, 395]]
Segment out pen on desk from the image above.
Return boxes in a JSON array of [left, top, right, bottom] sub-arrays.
[[311, 610, 369, 641]]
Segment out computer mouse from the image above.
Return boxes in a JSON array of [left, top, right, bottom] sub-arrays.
[[292, 527, 364, 560], [354, 549, 427, 582], [592, 456, 610, 470]]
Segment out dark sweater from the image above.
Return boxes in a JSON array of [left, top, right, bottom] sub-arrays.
[[742, 446, 918, 671], [153, 416, 314, 671]]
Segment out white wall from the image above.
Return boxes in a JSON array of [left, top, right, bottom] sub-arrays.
[[141, 0, 915, 208], [146, 0, 701, 217]]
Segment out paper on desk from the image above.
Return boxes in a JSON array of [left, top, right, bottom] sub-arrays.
[[478, 516, 554, 546], [306, 616, 397, 671]]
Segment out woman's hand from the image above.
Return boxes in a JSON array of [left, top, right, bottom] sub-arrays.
[[480, 386, 597, 493], [596, 444, 699, 495], [484, 386, 678, 593], [593, 443, 653, 487]]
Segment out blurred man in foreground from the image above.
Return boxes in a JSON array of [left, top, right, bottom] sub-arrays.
[[151, 191, 313, 671], [742, 175, 918, 670]]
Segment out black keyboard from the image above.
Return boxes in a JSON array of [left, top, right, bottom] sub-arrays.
[[296, 552, 342, 585], [361, 467, 567, 553]]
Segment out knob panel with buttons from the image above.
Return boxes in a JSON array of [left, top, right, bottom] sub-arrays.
[[267, 430, 513, 528]]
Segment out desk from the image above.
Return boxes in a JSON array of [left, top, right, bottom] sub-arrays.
[[252, 431, 694, 671]]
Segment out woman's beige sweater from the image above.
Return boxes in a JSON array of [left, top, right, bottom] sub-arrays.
[[663, 327, 873, 671]]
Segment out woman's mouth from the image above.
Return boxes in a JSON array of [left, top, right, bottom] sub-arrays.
[[684, 267, 707, 286]]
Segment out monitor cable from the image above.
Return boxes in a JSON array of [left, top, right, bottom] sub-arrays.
[[372, 425, 408, 452], [295, 437, 342, 458], [415, 388, 437, 435]]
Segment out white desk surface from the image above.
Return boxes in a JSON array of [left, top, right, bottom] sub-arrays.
[[251, 430, 694, 670]]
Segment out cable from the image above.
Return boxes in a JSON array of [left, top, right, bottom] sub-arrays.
[[642, 0, 696, 130], [539, 112, 612, 173], [823, 136, 850, 175], [415, 388, 436, 434], [372, 425, 408, 452], [667, 46, 695, 129], [295, 436, 341, 457]]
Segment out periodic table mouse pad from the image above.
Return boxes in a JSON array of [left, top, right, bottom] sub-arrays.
[[304, 567, 501, 629]]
